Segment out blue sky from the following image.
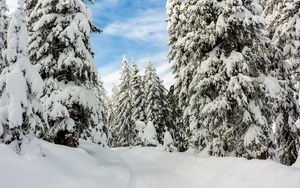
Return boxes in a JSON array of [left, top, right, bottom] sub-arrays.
[[8, 0, 174, 94]]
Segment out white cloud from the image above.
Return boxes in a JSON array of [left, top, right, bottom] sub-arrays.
[[104, 8, 168, 45]]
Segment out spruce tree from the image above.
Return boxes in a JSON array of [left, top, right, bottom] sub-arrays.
[[81, 76, 108, 146], [167, 0, 221, 152], [266, 53, 300, 165], [0, 0, 46, 152], [168, 0, 279, 158], [141, 121, 159, 147], [166, 0, 192, 136], [112, 58, 134, 147], [130, 62, 146, 123], [0, 0, 8, 72], [163, 128, 177, 152], [271, 0, 300, 98], [130, 61, 147, 145], [167, 85, 188, 151], [108, 84, 119, 147], [262, 0, 300, 165], [27, 0, 105, 147], [144, 60, 169, 144]]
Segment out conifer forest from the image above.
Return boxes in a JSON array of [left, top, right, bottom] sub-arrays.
[[0, 0, 300, 188]]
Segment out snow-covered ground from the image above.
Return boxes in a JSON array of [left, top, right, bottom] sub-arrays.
[[0, 141, 300, 188]]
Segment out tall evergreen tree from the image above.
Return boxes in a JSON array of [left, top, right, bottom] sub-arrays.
[[144, 60, 169, 144], [108, 84, 119, 147], [112, 58, 134, 147], [168, 0, 281, 159], [81, 76, 108, 146], [130, 61, 146, 123], [266, 52, 300, 165], [271, 0, 300, 99], [130, 61, 147, 145], [264, 0, 300, 165], [27, 0, 105, 147], [0, 0, 8, 72], [0, 0, 46, 152], [166, 0, 192, 137], [167, 85, 188, 151], [167, 0, 221, 151]]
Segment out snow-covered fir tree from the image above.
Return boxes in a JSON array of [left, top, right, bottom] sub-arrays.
[[271, 0, 300, 99], [166, 0, 192, 139], [0, 0, 8, 72], [267, 53, 300, 166], [108, 84, 119, 147], [141, 121, 159, 147], [96, 76, 109, 133], [0, 0, 46, 152], [167, 85, 188, 151], [130, 62, 146, 123], [262, 0, 300, 165], [130, 61, 147, 145], [163, 128, 177, 152], [81, 76, 108, 146], [144, 60, 169, 144], [168, 0, 281, 159], [167, 0, 219, 152], [112, 58, 135, 147], [27, 0, 106, 147]]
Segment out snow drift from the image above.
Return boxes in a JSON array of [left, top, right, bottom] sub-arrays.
[[0, 141, 299, 188]]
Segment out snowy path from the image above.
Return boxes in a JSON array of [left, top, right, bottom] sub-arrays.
[[110, 147, 300, 188], [112, 148, 203, 188], [1, 141, 300, 188]]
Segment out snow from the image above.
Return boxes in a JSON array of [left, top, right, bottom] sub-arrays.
[[0, 141, 300, 188], [6, 64, 27, 129], [141, 121, 159, 146], [135, 120, 147, 139], [163, 130, 177, 152], [294, 151, 300, 168]]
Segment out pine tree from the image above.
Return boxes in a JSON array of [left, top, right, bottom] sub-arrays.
[[166, 0, 192, 137], [167, 0, 221, 152], [27, 0, 105, 147], [112, 58, 134, 147], [0, 0, 8, 72], [0, 0, 46, 152], [266, 53, 300, 166], [141, 121, 159, 147], [168, 0, 278, 158], [130, 61, 146, 122], [81, 76, 108, 146], [144, 60, 169, 144], [271, 0, 300, 98], [108, 84, 119, 147], [163, 128, 177, 152], [263, 0, 300, 165], [130, 61, 147, 145], [167, 85, 188, 151]]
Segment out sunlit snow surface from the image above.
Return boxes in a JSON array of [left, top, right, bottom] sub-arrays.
[[0, 141, 300, 188]]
